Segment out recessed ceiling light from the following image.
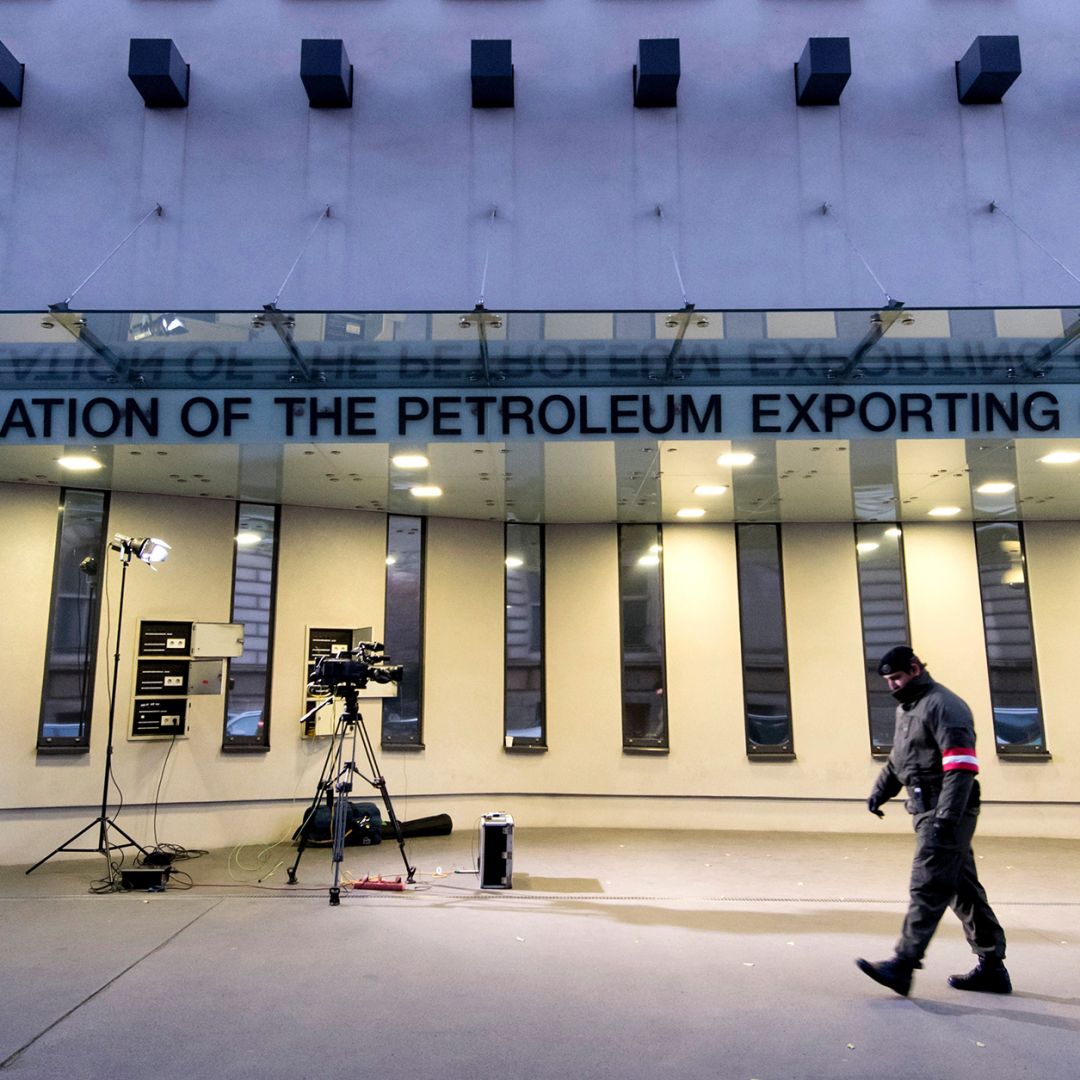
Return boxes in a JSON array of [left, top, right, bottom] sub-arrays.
[[235, 531, 261, 546], [410, 485, 442, 498], [976, 481, 1016, 495], [884, 527, 902, 538], [856, 541, 880, 554], [717, 452, 755, 467], [57, 455, 104, 471], [928, 506, 962, 517], [392, 453, 429, 469], [505, 556, 524, 569], [676, 508, 706, 518], [637, 553, 661, 567], [693, 484, 729, 496], [1038, 450, 1080, 465]]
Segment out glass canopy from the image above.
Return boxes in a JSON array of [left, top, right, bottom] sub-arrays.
[[1, 306, 1078, 390]]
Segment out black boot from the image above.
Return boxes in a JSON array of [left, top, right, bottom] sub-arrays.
[[948, 957, 1012, 994], [856, 956, 915, 997]]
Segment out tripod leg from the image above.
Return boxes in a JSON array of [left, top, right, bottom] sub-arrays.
[[288, 785, 328, 884], [107, 820, 151, 859], [373, 778, 416, 884], [25, 817, 106, 875], [287, 717, 346, 884], [329, 777, 351, 907]]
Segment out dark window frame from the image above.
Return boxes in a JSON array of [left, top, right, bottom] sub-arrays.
[[381, 514, 426, 750], [735, 522, 795, 760], [852, 523, 911, 758], [37, 488, 110, 755], [617, 523, 669, 753], [222, 502, 280, 752], [503, 523, 547, 752], [973, 521, 1049, 758]]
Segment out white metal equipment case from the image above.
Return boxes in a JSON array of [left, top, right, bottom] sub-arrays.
[[479, 812, 513, 889]]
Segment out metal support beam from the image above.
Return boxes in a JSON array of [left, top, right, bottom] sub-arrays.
[[651, 304, 698, 382], [256, 304, 321, 384], [829, 299, 908, 381], [461, 304, 505, 386], [45, 304, 131, 383]]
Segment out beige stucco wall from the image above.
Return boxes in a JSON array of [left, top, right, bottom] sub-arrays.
[[2, 483, 1078, 863]]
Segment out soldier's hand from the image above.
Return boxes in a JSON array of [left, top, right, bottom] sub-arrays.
[[867, 796, 885, 818], [931, 817, 958, 846]]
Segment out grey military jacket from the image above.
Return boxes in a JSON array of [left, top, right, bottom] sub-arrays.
[[869, 672, 980, 822]]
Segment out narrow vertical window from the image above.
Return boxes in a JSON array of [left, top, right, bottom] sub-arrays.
[[854, 524, 910, 754], [38, 489, 109, 753], [974, 522, 1047, 755], [504, 523, 545, 750], [223, 503, 279, 749], [618, 524, 668, 751], [736, 523, 794, 757], [382, 516, 425, 748]]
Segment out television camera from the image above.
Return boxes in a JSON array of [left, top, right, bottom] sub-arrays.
[[309, 641, 403, 695], [293, 640, 414, 901]]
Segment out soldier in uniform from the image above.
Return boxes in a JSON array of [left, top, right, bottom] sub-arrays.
[[855, 646, 1010, 997]]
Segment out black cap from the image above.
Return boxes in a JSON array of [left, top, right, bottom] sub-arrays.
[[878, 645, 920, 676]]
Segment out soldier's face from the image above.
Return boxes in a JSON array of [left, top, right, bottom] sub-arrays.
[[883, 663, 920, 692]]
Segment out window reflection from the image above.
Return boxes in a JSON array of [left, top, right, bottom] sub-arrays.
[[38, 489, 108, 752], [223, 503, 278, 748], [974, 522, 1047, 754], [618, 524, 668, 750], [855, 524, 910, 754], [505, 524, 545, 748], [736, 524, 794, 756], [382, 516, 424, 747]]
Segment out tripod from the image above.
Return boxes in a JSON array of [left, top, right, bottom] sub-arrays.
[[27, 541, 150, 875], [288, 683, 415, 905]]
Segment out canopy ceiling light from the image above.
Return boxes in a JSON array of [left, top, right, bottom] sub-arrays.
[[392, 453, 429, 469], [717, 452, 755, 467], [57, 454, 104, 472]]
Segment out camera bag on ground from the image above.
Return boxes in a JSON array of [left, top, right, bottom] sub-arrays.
[[397, 813, 453, 838], [294, 800, 383, 846]]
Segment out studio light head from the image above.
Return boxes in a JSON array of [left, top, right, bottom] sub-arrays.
[[112, 534, 171, 565]]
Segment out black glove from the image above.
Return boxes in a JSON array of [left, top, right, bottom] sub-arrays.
[[867, 795, 885, 819], [931, 817, 958, 846]]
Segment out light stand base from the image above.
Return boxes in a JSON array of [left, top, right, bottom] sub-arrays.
[[25, 815, 148, 876]]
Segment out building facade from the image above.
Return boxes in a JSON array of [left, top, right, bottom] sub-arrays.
[[2, 1, 1080, 862]]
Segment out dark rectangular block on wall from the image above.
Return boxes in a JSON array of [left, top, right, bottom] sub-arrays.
[[301, 39, 353, 108], [795, 37, 851, 106], [129, 38, 189, 108], [472, 39, 513, 108], [635, 38, 680, 108], [0, 39, 25, 107], [957, 36, 1021, 104]]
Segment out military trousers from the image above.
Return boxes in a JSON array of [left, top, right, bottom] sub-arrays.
[[895, 805, 1007, 964]]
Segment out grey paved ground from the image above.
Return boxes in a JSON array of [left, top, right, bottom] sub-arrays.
[[1, 828, 1077, 1079]]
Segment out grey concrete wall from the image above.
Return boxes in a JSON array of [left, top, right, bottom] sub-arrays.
[[0, 1, 1076, 312]]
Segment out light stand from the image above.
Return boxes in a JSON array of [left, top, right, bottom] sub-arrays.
[[27, 535, 170, 876]]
